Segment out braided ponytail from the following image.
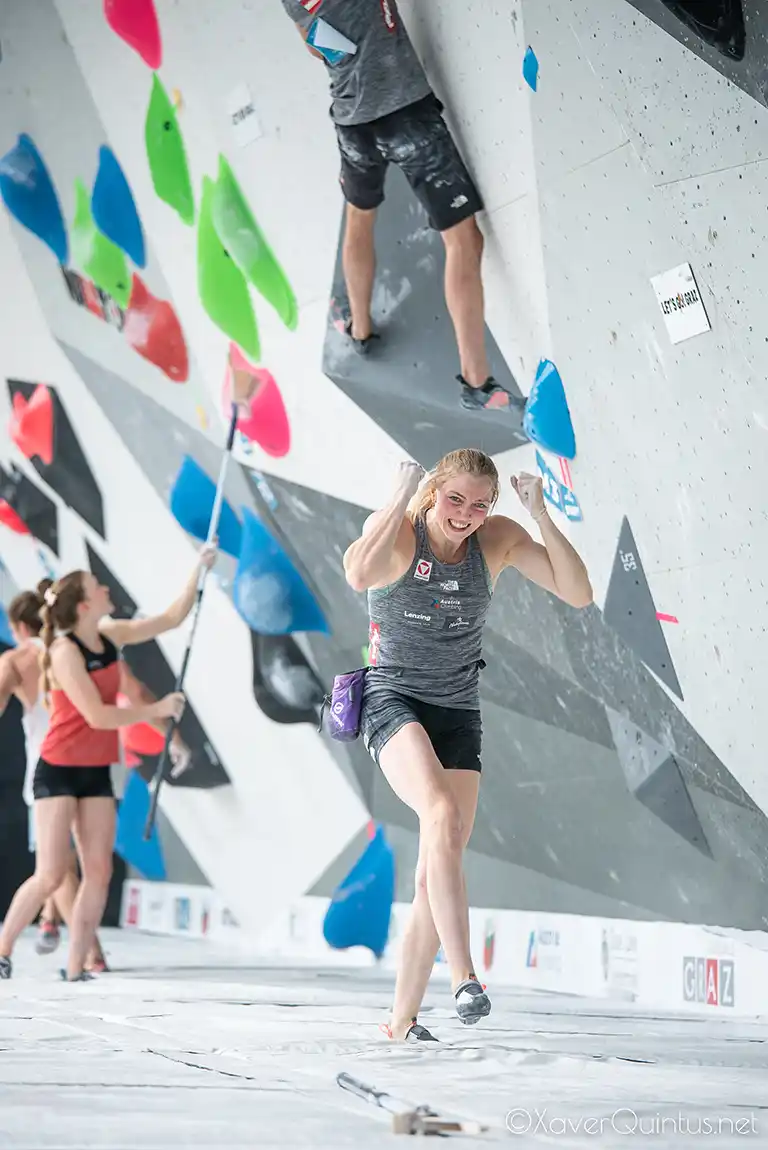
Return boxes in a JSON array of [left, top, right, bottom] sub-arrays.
[[36, 571, 87, 701]]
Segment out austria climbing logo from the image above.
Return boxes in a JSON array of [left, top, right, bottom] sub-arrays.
[[659, 286, 701, 315], [380, 0, 397, 31]]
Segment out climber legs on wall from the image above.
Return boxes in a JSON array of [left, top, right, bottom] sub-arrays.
[[336, 97, 521, 413], [283, 0, 521, 413]]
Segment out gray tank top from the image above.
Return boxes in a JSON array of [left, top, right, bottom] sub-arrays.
[[366, 516, 493, 709]]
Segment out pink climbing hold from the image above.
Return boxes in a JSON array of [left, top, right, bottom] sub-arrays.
[[103, 0, 162, 68], [9, 384, 54, 466], [123, 274, 189, 383], [222, 343, 291, 458]]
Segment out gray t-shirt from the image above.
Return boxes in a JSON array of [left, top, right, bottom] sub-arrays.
[[281, 0, 432, 126]]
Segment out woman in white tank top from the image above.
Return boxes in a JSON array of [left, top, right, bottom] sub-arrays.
[[0, 583, 107, 968]]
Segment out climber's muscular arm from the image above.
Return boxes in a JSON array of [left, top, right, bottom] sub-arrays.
[[343, 464, 424, 593]]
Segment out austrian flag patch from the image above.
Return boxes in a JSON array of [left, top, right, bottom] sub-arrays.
[[300, 0, 323, 13], [380, 0, 397, 31]]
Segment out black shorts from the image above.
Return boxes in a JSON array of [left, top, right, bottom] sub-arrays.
[[33, 759, 114, 801], [361, 688, 482, 773], [334, 94, 484, 232]]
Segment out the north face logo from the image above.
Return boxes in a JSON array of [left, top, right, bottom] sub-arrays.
[[380, 0, 396, 31]]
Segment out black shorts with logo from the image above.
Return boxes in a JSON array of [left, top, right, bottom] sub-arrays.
[[361, 687, 482, 773], [334, 94, 484, 232], [33, 759, 115, 801]]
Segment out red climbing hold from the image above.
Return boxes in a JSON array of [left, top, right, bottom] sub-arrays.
[[103, 0, 162, 69], [222, 344, 290, 458], [123, 274, 189, 383], [8, 384, 54, 466], [0, 500, 31, 536]]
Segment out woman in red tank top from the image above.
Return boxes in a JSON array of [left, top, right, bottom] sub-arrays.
[[0, 545, 216, 982]]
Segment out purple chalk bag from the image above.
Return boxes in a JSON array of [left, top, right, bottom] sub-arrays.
[[320, 668, 368, 742]]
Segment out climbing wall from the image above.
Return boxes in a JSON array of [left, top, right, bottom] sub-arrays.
[[1, 0, 767, 940]]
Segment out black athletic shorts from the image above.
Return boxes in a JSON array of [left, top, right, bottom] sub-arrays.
[[334, 94, 484, 232], [361, 687, 482, 773], [33, 759, 115, 801]]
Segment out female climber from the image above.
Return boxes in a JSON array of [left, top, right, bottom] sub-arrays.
[[0, 545, 216, 982], [0, 583, 108, 970], [343, 449, 592, 1040], [0, 582, 193, 971]]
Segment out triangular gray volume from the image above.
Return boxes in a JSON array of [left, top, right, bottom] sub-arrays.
[[634, 756, 712, 858], [603, 517, 683, 699], [57, 341, 255, 536], [323, 167, 527, 466], [241, 468, 370, 643], [605, 708, 671, 792], [0, 463, 59, 556], [553, 596, 758, 811]]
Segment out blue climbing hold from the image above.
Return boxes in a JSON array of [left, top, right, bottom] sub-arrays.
[[523, 359, 576, 459], [91, 145, 146, 268], [169, 456, 243, 559], [323, 824, 394, 959], [115, 770, 166, 881], [0, 134, 68, 264], [0, 604, 14, 647], [523, 46, 539, 91], [233, 507, 328, 635]]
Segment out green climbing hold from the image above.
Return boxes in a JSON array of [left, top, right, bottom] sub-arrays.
[[145, 73, 195, 226], [211, 156, 298, 331], [198, 175, 260, 359], [71, 179, 131, 307]]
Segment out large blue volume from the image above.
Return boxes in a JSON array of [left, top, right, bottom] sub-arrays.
[[523, 358, 576, 459], [115, 770, 166, 881], [91, 145, 147, 268], [0, 134, 68, 264], [233, 507, 328, 635], [169, 456, 243, 559], [323, 825, 394, 959]]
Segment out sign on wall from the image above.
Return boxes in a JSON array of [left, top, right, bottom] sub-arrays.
[[651, 262, 711, 344], [226, 83, 262, 147]]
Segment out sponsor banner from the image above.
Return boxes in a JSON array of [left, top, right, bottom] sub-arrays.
[[119, 884, 767, 1015], [120, 881, 235, 941], [683, 955, 735, 1008], [601, 924, 639, 999]]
